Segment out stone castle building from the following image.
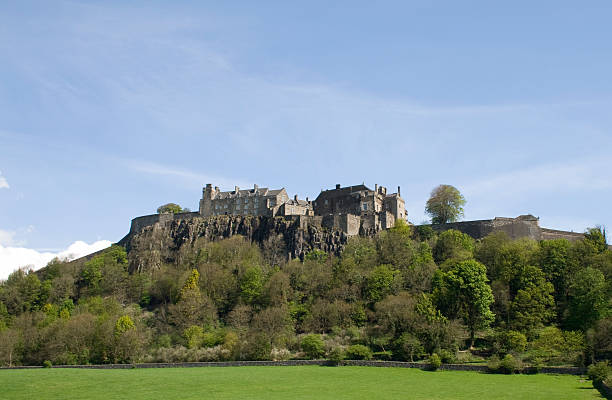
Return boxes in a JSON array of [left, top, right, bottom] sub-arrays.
[[199, 184, 313, 217], [198, 182, 406, 233]]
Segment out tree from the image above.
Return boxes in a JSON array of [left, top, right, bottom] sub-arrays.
[[434, 259, 494, 347], [156, 203, 185, 214], [425, 185, 466, 224]]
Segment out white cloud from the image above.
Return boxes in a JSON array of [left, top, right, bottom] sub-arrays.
[[0, 170, 9, 189], [0, 240, 112, 280]]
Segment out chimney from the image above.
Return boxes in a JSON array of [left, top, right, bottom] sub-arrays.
[[336, 184, 341, 190], [235, 186, 239, 193], [398, 186, 401, 196], [294, 194, 298, 202], [254, 184, 258, 191], [214, 186, 219, 192], [306, 197, 309, 202], [375, 183, 378, 193]]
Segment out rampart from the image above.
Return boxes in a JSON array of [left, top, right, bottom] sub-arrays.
[[430, 215, 584, 242]]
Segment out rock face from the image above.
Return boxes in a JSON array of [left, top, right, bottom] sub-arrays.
[[121, 215, 350, 273]]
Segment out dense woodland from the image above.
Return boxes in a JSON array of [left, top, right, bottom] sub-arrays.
[[0, 222, 610, 370]]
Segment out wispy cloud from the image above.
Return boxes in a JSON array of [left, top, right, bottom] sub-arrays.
[[125, 159, 251, 190], [462, 157, 611, 198], [0, 170, 9, 189]]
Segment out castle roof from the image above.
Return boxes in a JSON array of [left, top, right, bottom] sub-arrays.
[[214, 187, 285, 199], [317, 184, 371, 199]]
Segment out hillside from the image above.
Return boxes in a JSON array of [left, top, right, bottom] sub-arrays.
[[0, 219, 610, 373]]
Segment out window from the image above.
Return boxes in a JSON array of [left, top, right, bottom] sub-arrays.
[[236, 205, 241, 210], [224, 204, 228, 209], [324, 199, 328, 205], [362, 203, 368, 211]]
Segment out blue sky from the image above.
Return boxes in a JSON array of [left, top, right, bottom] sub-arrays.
[[1, 1, 611, 277]]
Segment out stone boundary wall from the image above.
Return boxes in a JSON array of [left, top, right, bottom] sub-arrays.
[[0, 360, 584, 375]]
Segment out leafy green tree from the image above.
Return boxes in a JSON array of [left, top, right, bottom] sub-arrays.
[[301, 334, 325, 359], [114, 315, 135, 337], [240, 266, 264, 305], [184, 325, 205, 349], [394, 333, 424, 361], [566, 268, 609, 331], [156, 203, 184, 214], [364, 264, 400, 303], [434, 260, 494, 347], [425, 184, 466, 224], [433, 229, 474, 265], [509, 265, 555, 335], [169, 269, 217, 330]]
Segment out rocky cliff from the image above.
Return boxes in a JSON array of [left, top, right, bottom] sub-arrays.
[[121, 215, 350, 273]]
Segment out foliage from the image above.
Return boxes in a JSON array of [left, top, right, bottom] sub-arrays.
[[345, 344, 373, 360], [301, 334, 325, 359], [157, 203, 185, 214], [587, 361, 611, 387], [428, 353, 441, 370], [0, 229, 609, 369], [184, 326, 205, 349], [425, 184, 466, 224], [434, 259, 494, 346], [433, 229, 474, 265]]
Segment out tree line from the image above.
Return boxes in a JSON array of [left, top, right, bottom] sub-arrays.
[[0, 221, 610, 368]]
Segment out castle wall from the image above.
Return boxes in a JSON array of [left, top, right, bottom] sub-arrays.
[[429, 216, 584, 242]]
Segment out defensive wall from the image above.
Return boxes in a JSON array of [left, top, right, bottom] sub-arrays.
[[121, 212, 586, 255], [430, 214, 584, 242]]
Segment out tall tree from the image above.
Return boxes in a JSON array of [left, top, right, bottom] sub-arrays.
[[425, 184, 466, 224], [434, 259, 494, 347]]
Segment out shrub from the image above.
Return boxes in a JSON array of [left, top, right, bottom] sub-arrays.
[[43, 360, 52, 368], [301, 334, 325, 359], [327, 347, 345, 365], [499, 354, 519, 374], [487, 355, 501, 372], [345, 344, 373, 360], [587, 361, 611, 388], [438, 349, 456, 364], [428, 353, 442, 371], [493, 330, 527, 355]]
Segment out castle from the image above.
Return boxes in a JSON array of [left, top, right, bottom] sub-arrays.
[[198, 183, 406, 234], [123, 182, 586, 250]]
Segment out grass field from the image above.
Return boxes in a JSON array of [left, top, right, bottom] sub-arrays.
[[0, 366, 602, 400]]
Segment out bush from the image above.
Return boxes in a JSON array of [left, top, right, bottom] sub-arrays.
[[327, 347, 344, 365], [587, 361, 611, 388], [438, 349, 456, 364], [43, 360, 52, 368], [345, 344, 373, 360], [488, 354, 520, 374], [301, 334, 325, 359], [492, 330, 527, 355], [428, 353, 442, 371], [499, 354, 520, 374], [487, 355, 501, 372]]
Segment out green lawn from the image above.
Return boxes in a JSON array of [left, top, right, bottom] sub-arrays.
[[0, 366, 602, 400]]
